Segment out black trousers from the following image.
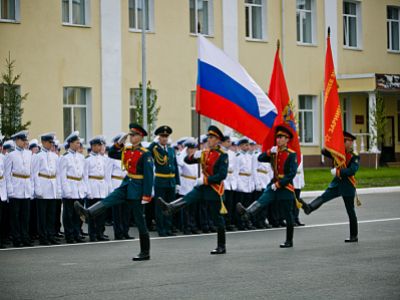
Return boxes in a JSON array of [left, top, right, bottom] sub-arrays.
[[62, 198, 82, 240], [154, 186, 175, 235], [224, 190, 236, 227], [9, 198, 31, 244], [236, 192, 253, 229], [36, 198, 56, 242], [293, 189, 301, 222], [112, 202, 131, 238], [54, 199, 62, 234], [86, 198, 105, 239]]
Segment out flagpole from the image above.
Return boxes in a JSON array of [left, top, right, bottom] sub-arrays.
[[141, 0, 148, 139]]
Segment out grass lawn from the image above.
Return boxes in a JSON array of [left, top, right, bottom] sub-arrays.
[[303, 167, 400, 191]]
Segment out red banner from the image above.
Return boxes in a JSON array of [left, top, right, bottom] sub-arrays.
[[324, 30, 346, 167], [262, 43, 302, 165]]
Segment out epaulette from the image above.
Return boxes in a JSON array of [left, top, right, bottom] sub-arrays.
[[140, 147, 149, 152], [286, 148, 295, 153], [124, 146, 133, 150], [235, 152, 240, 157], [217, 146, 226, 154], [352, 151, 359, 156], [63, 152, 69, 156]]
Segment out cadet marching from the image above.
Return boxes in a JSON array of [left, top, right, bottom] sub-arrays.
[[0, 123, 360, 260]]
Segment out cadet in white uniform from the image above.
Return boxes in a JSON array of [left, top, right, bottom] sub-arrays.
[[32, 133, 60, 245], [59, 131, 86, 243], [0, 138, 8, 248], [5, 131, 33, 247], [84, 136, 109, 242]]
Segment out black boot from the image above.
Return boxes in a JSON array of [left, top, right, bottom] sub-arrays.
[[345, 219, 358, 243], [210, 228, 226, 254], [236, 201, 261, 221], [133, 233, 150, 261], [158, 197, 186, 216], [74, 201, 107, 222], [280, 225, 294, 248], [302, 196, 324, 215]]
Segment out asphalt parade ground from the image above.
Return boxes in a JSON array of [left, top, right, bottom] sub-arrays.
[[1, 191, 399, 300]]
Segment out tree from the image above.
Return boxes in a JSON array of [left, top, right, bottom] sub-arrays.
[[134, 81, 160, 139], [0, 53, 30, 139], [372, 92, 387, 150]]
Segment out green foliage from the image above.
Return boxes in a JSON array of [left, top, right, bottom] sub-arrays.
[[0, 53, 30, 139], [372, 92, 387, 149], [134, 81, 160, 138]]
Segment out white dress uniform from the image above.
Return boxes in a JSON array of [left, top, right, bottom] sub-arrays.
[[253, 152, 273, 191], [59, 149, 86, 199], [107, 157, 127, 192], [236, 151, 253, 194], [293, 154, 305, 190], [32, 148, 58, 199], [224, 148, 238, 192], [84, 152, 108, 199], [0, 153, 7, 201], [178, 151, 198, 196]]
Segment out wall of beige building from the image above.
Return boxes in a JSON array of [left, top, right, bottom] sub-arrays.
[[0, 0, 102, 143]]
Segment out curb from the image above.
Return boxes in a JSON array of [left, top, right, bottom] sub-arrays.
[[301, 186, 400, 198]]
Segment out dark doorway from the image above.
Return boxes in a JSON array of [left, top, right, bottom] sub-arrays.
[[380, 116, 396, 164]]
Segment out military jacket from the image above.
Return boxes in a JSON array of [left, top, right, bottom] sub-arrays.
[[258, 146, 297, 199], [109, 143, 154, 201], [148, 142, 180, 188], [84, 152, 108, 199], [5, 147, 33, 199], [322, 148, 360, 197], [0, 153, 7, 201], [59, 150, 86, 199], [32, 148, 59, 199]]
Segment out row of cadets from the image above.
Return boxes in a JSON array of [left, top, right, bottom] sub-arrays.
[[31, 132, 60, 245], [4, 131, 33, 247], [0, 137, 8, 248], [84, 135, 109, 242], [108, 133, 134, 240], [148, 125, 180, 237], [59, 131, 86, 243], [177, 138, 200, 234]]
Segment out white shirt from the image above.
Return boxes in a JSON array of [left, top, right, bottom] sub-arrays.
[[32, 148, 59, 199], [59, 150, 86, 199], [293, 155, 305, 189], [107, 157, 127, 193], [0, 153, 7, 201], [5, 147, 33, 199], [177, 151, 198, 195], [236, 151, 253, 193], [224, 148, 238, 191], [253, 152, 273, 191], [84, 152, 108, 199]]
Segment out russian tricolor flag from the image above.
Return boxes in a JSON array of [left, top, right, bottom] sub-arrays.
[[196, 35, 277, 143]]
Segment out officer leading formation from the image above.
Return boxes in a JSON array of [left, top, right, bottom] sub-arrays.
[[0, 124, 360, 260]]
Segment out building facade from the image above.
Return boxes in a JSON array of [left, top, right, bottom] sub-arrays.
[[1, 0, 399, 166]]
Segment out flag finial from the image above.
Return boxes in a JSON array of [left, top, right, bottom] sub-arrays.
[[328, 27, 331, 37], [277, 39, 280, 50]]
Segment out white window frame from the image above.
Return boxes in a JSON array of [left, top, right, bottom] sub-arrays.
[[387, 6, 400, 53], [298, 95, 319, 146], [296, 0, 317, 45], [340, 96, 352, 133], [343, 0, 362, 50], [191, 91, 211, 137], [189, 0, 214, 36], [63, 87, 92, 145], [128, 0, 154, 33], [62, 0, 91, 27], [245, 0, 267, 41], [0, 0, 20, 23]]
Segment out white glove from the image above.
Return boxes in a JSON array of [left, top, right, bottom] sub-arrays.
[[193, 150, 202, 159], [330, 168, 337, 176], [270, 146, 278, 154], [141, 200, 149, 204], [196, 177, 204, 186], [117, 133, 129, 145], [175, 184, 180, 194], [271, 183, 277, 191]]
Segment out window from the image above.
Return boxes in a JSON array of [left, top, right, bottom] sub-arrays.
[[245, 0, 265, 40], [62, 0, 90, 26], [191, 91, 211, 137], [63, 87, 90, 143], [387, 6, 400, 52], [129, 0, 154, 31], [190, 0, 213, 35], [296, 0, 315, 44], [0, 0, 19, 21], [343, 1, 361, 48], [298, 95, 317, 144]]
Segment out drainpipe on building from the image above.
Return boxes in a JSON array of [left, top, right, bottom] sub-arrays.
[[280, 0, 285, 70], [141, 0, 148, 139]]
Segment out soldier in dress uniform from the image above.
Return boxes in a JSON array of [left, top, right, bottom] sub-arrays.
[[178, 138, 200, 234], [84, 136, 109, 242], [301, 132, 360, 243], [0, 137, 8, 248], [221, 135, 237, 231], [5, 131, 33, 247], [148, 125, 180, 237], [108, 133, 134, 240], [158, 125, 229, 255], [59, 131, 87, 243], [75, 123, 154, 261], [237, 124, 298, 248], [32, 132, 60, 245]]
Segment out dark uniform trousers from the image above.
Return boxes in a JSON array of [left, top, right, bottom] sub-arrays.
[[54, 199, 62, 235], [223, 190, 235, 228], [181, 186, 225, 231], [180, 194, 199, 233], [256, 186, 294, 227], [102, 184, 148, 235], [86, 198, 105, 240], [112, 202, 131, 238], [9, 198, 31, 244], [36, 198, 56, 242], [294, 189, 301, 223], [236, 192, 253, 229], [62, 198, 82, 241], [155, 186, 176, 235]]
